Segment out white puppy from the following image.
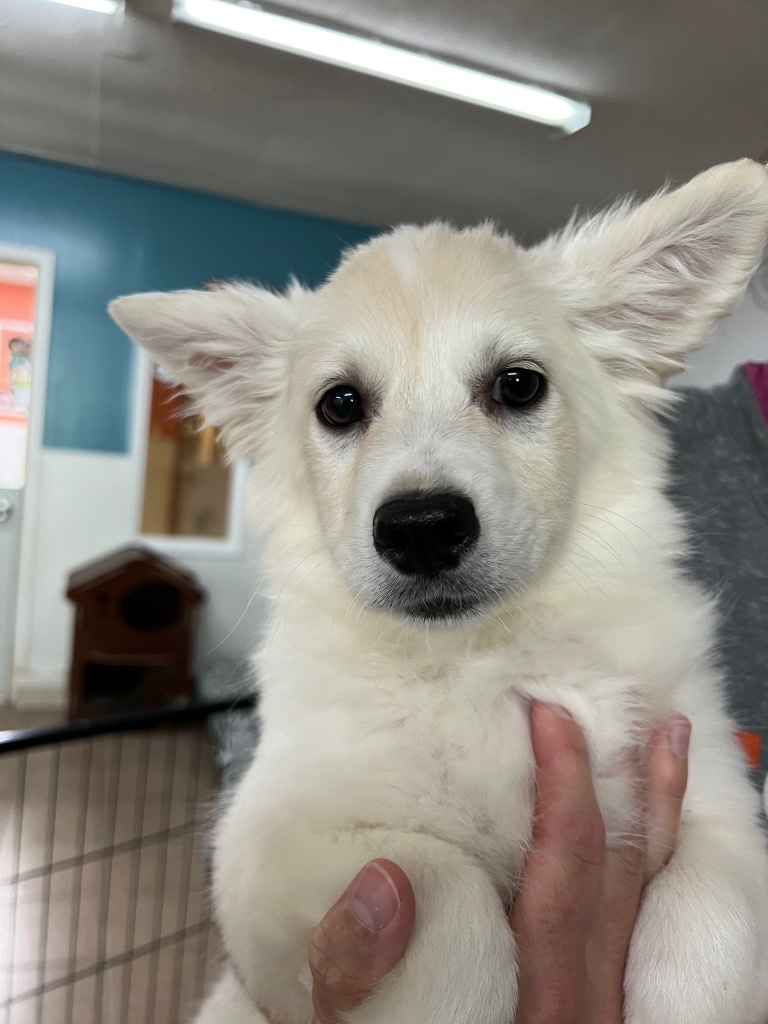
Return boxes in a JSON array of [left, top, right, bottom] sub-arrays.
[[111, 160, 768, 1024]]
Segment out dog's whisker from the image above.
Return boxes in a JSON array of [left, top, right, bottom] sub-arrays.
[[203, 538, 329, 655], [276, 554, 334, 651], [423, 620, 435, 665], [557, 561, 594, 601], [566, 554, 610, 601], [568, 538, 612, 581], [281, 560, 332, 650], [352, 595, 370, 634], [572, 523, 622, 564], [261, 545, 329, 660], [577, 509, 639, 559], [204, 583, 265, 656], [580, 503, 661, 548]]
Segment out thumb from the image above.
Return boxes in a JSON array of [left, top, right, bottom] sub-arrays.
[[309, 859, 415, 1022]]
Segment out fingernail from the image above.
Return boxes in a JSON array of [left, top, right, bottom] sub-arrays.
[[545, 702, 574, 720], [668, 717, 691, 758], [348, 862, 400, 932]]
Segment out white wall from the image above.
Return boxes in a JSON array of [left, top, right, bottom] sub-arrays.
[[13, 446, 269, 707], [671, 287, 768, 388]]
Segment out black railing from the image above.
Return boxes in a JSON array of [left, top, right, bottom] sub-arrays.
[[0, 696, 257, 753]]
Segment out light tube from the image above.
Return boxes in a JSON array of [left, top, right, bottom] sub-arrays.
[[173, 0, 591, 133]]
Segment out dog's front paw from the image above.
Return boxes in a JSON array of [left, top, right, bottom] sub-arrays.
[[624, 862, 766, 1024]]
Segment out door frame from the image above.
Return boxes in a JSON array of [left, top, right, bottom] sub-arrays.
[[0, 243, 56, 698]]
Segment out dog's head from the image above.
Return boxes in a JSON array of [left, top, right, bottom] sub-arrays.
[[111, 161, 768, 625]]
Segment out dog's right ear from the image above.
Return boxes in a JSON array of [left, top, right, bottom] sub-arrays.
[[109, 282, 305, 459]]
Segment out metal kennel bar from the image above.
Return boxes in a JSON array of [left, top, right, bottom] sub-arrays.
[[0, 698, 257, 1024]]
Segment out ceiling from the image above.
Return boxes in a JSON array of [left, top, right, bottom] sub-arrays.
[[1, 0, 767, 238]]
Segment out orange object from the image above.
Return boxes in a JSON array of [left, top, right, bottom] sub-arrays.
[[735, 731, 762, 770]]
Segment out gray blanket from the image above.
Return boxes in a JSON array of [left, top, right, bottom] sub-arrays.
[[667, 365, 768, 791]]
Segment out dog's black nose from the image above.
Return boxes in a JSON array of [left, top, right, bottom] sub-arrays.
[[373, 492, 479, 576]]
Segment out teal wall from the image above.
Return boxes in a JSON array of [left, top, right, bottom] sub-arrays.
[[0, 153, 375, 453]]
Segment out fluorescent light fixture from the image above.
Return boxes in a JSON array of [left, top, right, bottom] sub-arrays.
[[47, 0, 120, 12], [173, 0, 591, 134]]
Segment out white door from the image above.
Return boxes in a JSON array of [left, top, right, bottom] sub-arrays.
[[0, 248, 54, 702], [0, 484, 24, 698]]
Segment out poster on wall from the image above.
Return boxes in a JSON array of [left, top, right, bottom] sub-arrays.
[[0, 328, 32, 416], [0, 324, 33, 489]]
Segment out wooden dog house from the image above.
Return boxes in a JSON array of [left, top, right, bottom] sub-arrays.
[[66, 546, 204, 720]]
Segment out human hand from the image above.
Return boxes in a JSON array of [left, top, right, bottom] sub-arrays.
[[511, 703, 689, 1023], [307, 702, 690, 1024]]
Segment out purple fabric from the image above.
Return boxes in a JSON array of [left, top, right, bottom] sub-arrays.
[[743, 362, 768, 431]]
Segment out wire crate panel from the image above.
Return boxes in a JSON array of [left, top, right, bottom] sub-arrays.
[[0, 700, 256, 1024]]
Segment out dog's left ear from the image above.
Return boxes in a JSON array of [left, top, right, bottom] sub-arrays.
[[109, 282, 306, 459], [537, 159, 768, 381]]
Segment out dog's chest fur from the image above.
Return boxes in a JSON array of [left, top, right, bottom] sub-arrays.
[[253, 626, 646, 895]]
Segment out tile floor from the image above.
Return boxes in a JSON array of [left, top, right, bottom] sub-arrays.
[[0, 712, 223, 1024]]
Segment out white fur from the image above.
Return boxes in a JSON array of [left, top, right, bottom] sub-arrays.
[[111, 160, 768, 1024]]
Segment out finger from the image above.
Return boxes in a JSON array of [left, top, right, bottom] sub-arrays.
[[513, 702, 606, 1024], [584, 743, 646, 1021], [309, 859, 415, 1023], [585, 715, 690, 1023], [644, 715, 690, 879], [586, 842, 645, 1022]]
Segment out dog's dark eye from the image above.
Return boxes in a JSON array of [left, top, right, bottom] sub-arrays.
[[317, 385, 364, 427], [491, 369, 545, 409]]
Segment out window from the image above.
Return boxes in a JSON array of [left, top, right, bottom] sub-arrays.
[[135, 359, 246, 555], [140, 366, 232, 539]]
